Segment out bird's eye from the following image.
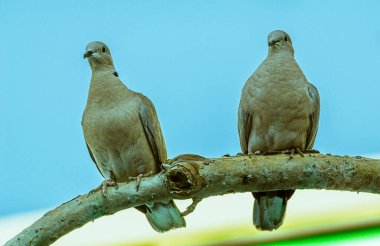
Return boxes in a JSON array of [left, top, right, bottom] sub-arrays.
[[102, 47, 106, 52], [284, 37, 288, 42]]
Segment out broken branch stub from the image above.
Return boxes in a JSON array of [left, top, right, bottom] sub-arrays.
[[165, 160, 205, 198]]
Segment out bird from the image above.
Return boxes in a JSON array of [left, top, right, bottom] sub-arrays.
[[82, 41, 186, 232], [238, 30, 320, 230]]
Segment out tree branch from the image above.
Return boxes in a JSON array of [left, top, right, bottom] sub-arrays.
[[6, 153, 380, 246]]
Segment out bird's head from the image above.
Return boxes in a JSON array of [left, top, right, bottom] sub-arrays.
[[267, 30, 294, 55], [84, 41, 115, 70]]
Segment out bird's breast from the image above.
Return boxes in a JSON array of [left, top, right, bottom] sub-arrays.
[[82, 99, 157, 180], [245, 56, 312, 151], [82, 100, 140, 148]]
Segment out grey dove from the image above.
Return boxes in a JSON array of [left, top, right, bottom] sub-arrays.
[[238, 30, 320, 230], [82, 41, 186, 232]]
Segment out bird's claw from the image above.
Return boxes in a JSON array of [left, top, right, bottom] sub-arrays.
[[249, 148, 316, 160], [90, 179, 118, 198], [102, 179, 117, 197], [281, 148, 319, 159], [282, 148, 317, 159], [251, 150, 279, 156], [236, 151, 261, 158], [295, 148, 304, 157], [181, 197, 203, 216], [247, 152, 260, 158], [238, 148, 318, 159], [129, 171, 154, 191], [97, 180, 118, 199]]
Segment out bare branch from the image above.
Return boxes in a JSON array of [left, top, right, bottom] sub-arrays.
[[6, 154, 380, 246]]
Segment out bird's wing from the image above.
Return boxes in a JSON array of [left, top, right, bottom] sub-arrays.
[[85, 141, 106, 179], [238, 97, 253, 154], [138, 94, 167, 166], [306, 82, 320, 149]]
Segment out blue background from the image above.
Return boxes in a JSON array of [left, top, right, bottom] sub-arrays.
[[1, 0, 379, 216]]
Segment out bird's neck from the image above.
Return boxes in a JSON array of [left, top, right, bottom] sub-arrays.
[[87, 68, 126, 105], [268, 47, 294, 57], [89, 61, 115, 72]]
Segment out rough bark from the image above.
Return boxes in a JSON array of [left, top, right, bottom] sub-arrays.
[[6, 153, 380, 246]]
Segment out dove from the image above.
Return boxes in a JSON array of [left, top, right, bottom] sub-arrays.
[[82, 41, 186, 232], [238, 30, 320, 230]]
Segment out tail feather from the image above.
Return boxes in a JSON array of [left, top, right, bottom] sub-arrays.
[[252, 190, 294, 231], [144, 200, 186, 232]]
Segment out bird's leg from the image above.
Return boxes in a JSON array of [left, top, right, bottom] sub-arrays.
[[290, 148, 296, 158], [129, 171, 154, 191], [295, 148, 304, 157]]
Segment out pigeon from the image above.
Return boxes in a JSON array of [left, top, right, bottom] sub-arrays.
[[82, 41, 186, 232], [238, 30, 320, 230]]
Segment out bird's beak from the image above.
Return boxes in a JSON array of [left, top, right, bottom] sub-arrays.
[[83, 50, 94, 59], [268, 40, 279, 47]]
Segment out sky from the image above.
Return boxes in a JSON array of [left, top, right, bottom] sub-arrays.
[[0, 0, 379, 218]]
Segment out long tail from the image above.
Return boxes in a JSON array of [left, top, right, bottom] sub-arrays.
[[252, 190, 294, 231], [143, 200, 186, 232]]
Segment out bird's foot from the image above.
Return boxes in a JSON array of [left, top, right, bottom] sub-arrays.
[[279, 148, 302, 159], [239, 151, 271, 158], [254, 150, 267, 156], [181, 197, 203, 216], [237, 151, 263, 157], [280, 148, 320, 159], [102, 179, 118, 197], [90, 179, 118, 198], [129, 171, 154, 191], [251, 148, 317, 159], [249, 150, 282, 156]]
